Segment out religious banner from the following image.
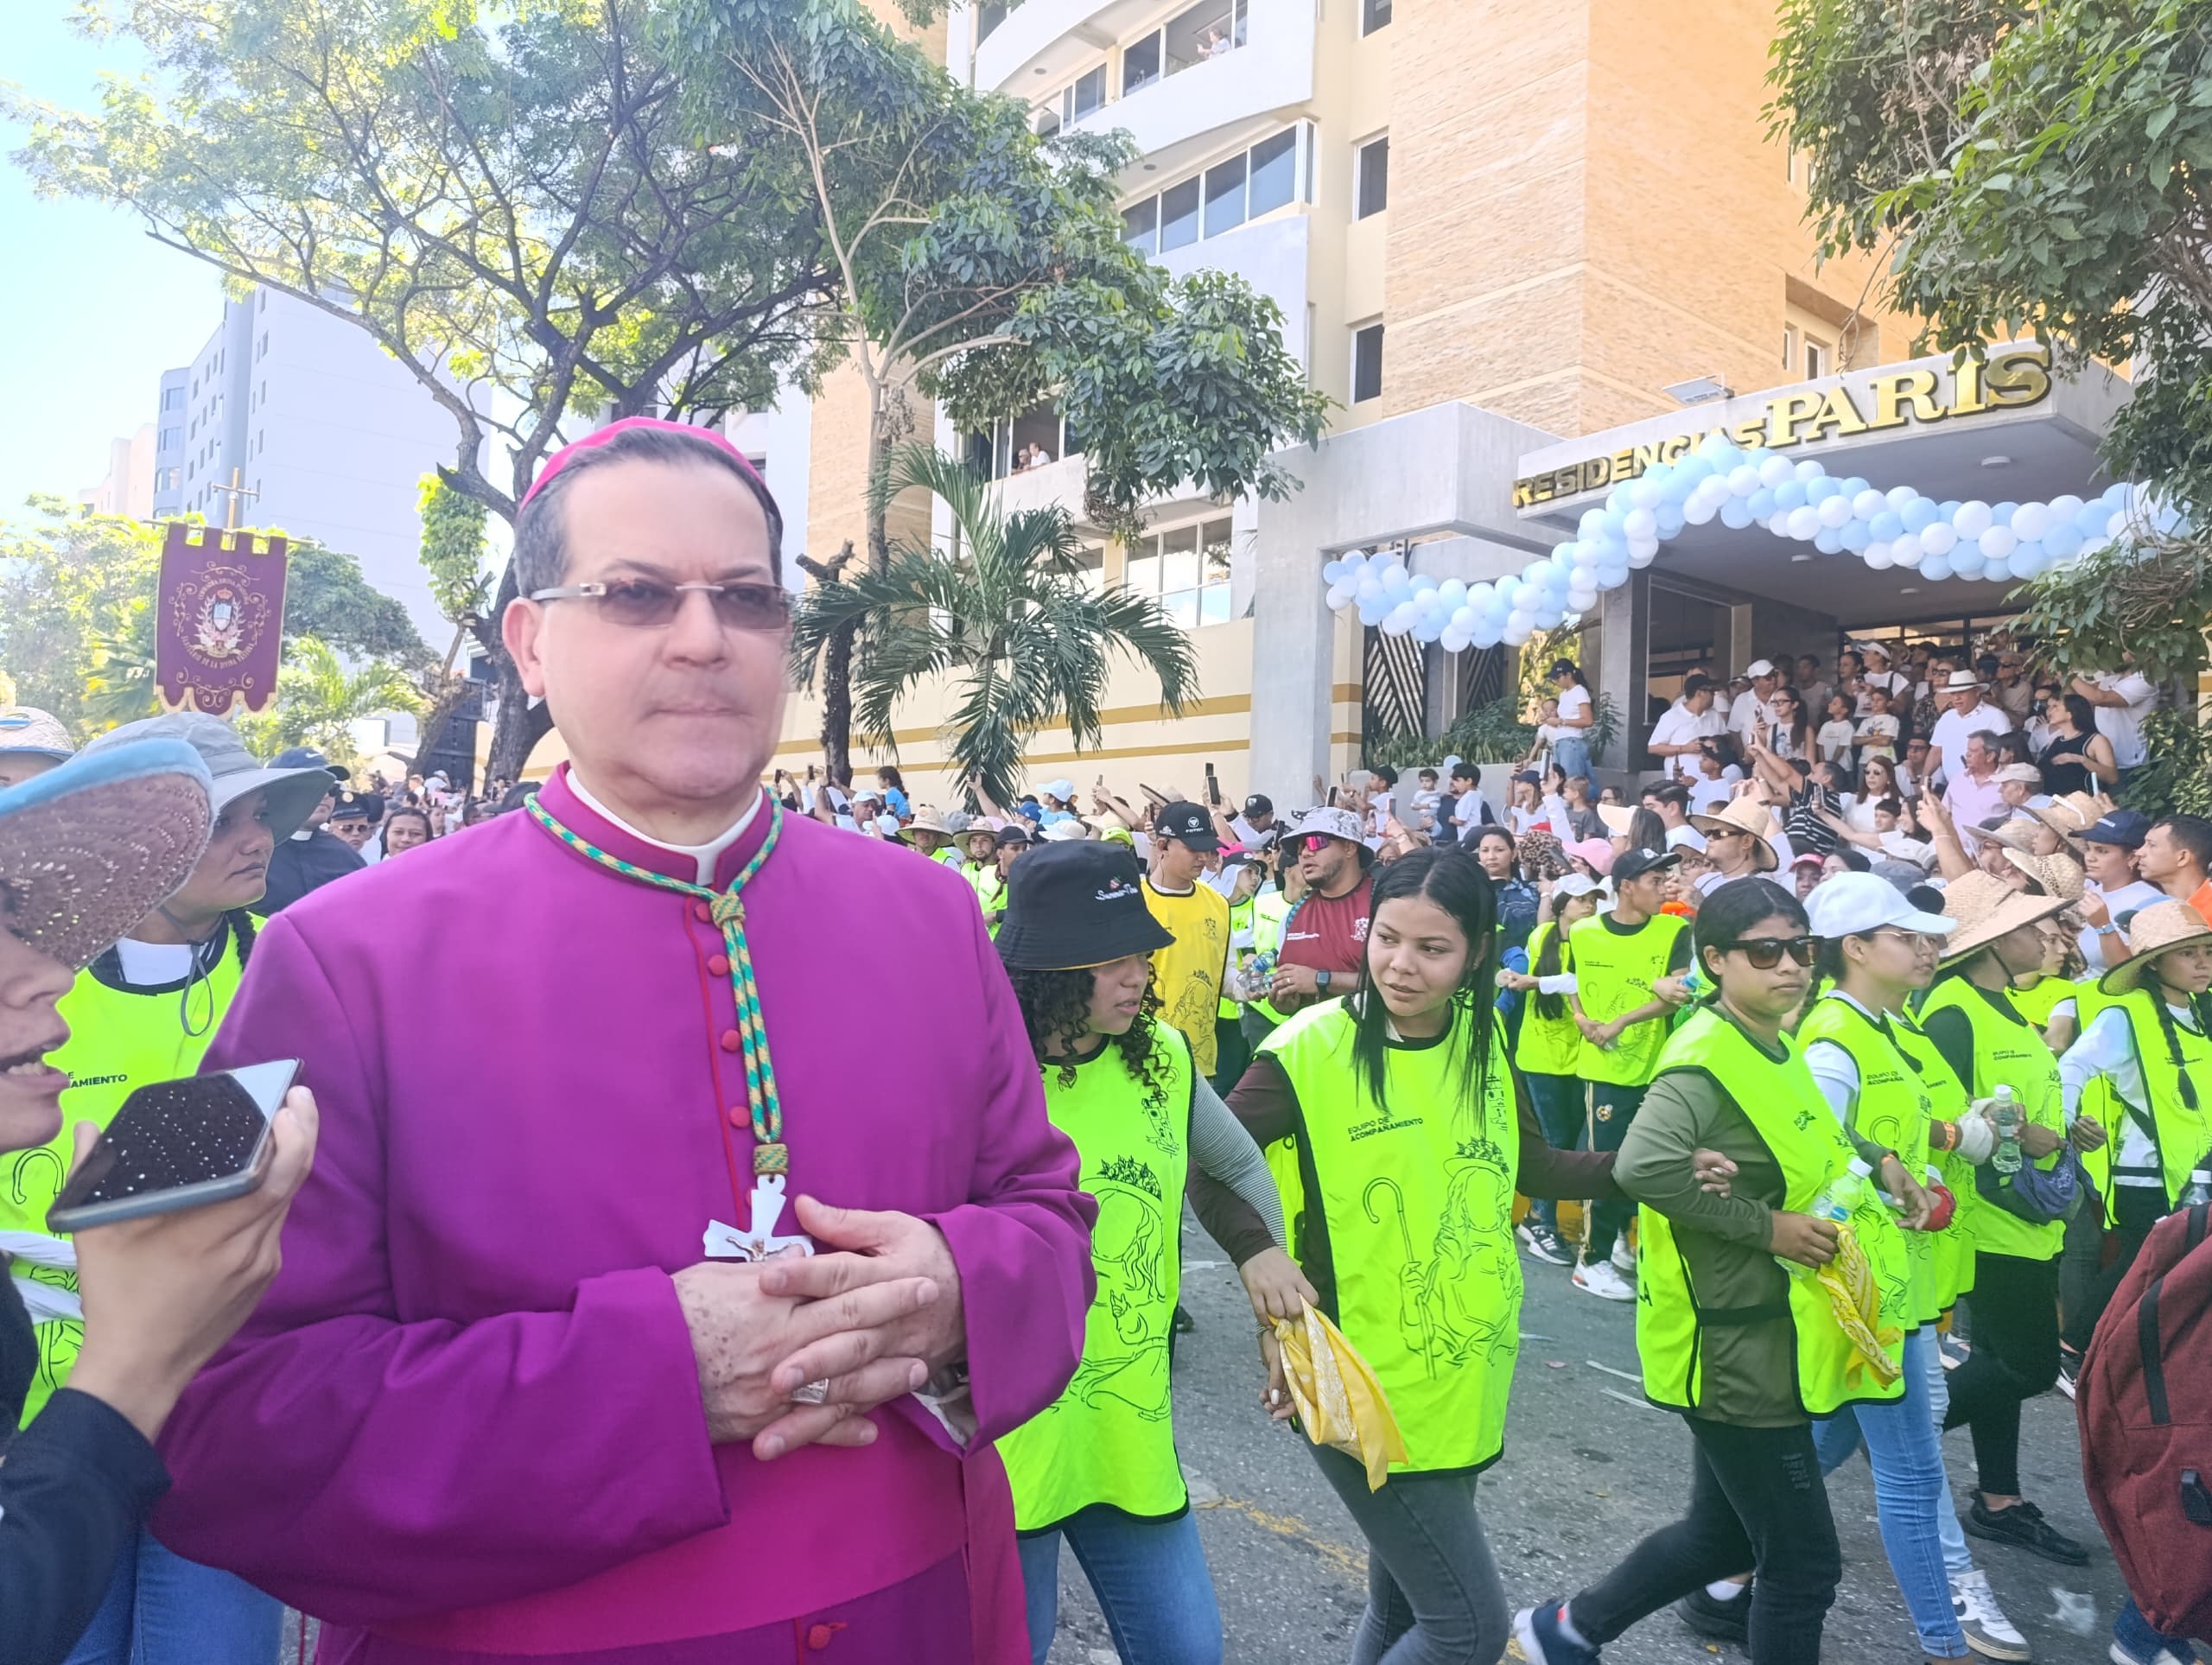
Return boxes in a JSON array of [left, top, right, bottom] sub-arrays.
[[154, 523, 289, 715]]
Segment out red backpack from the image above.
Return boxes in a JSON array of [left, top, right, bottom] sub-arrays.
[[2078, 1201, 2212, 1640]]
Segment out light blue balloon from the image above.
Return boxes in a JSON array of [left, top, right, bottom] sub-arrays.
[[1675, 456, 1715, 486], [1719, 498, 1756, 530], [1410, 572, 1438, 592], [1901, 499, 1939, 534], [1870, 511, 1904, 542], [1535, 604, 1567, 628], [1746, 488, 1777, 518], [1839, 521, 1871, 553], [1838, 477, 1871, 501], [1600, 510, 1628, 540], [1381, 564, 1411, 593], [1321, 559, 1346, 585], [1950, 542, 1986, 575], [1939, 500, 1962, 519], [1357, 600, 1386, 626], [2010, 540, 2044, 572], [1656, 506, 1685, 537], [2075, 501, 2107, 535], [1579, 509, 1609, 539], [1815, 528, 1843, 554], [1775, 480, 1808, 512], [2044, 524, 2083, 562], [1991, 501, 2018, 526], [1919, 555, 1954, 582], [1805, 477, 1840, 505], [1982, 556, 2012, 583], [1471, 622, 1503, 651]]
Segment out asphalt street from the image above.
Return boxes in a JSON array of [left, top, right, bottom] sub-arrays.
[[1038, 1214, 2137, 1665]]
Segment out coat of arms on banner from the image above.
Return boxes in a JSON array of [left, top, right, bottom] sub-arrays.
[[155, 524, 290, 715]]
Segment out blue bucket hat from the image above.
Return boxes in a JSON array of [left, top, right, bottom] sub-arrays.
[[0, 739, 214, 970]]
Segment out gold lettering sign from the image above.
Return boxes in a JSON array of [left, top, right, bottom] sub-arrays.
[[1511, 344, 2054, 509]]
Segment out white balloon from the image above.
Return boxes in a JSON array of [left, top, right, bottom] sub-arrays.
[[1440, 629, 1470, 654], [1795, 459, 1825, 481], [1786, 506, 1821, 540], [1758, 455, 1795, 488], [1890, 533, 1923, 568], [1505, 608, 1534, 635], [1980, 525, 2018, 560], [1886, 486, 1917, 512], [1326, 582, 1355, 609], [1683, 494, 1719, 526], [1852, 489, 1887, 521], [1919, 523, 1957, 557], [1954, 501, 1993, 539], [1624, 507, 1658, 540], [1355, 575, 1382, 602], [1512, 582, 1541, 612], [1628, 535, 1661, 560], [1864, 545, 1895, 571], [1818, 495, 1853, 529], [1728, 464, 1762, 497], [2010, 503, 2050, 542], [1567, 588, 1599, 612], [1630, 478, 1664, 511], [1627, 545, 1657, 569], [1766, 511, 1793, 536]]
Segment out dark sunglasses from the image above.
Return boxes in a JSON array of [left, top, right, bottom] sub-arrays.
[[1719, 935, 1817, 969], [531, 577, 793, 632], [1298, 834, 1335, 854]]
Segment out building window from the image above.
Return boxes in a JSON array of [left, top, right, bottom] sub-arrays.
[[1805, 337, 1829, 379], [1061, 65, 1106, 127], [1123, 517, 1232, 628], [257, 331, 269, 359], [963, 402, 1076, 480], [1351, 322, 1384, 404], [1362, 0, 1392, 31], [1783, 324, 1798, 370], [1122, 125, 1308, 258], [160, 427, 180, 449], [166, 467, 180, 491], [1071, 543, 1106, 597], [1355, 134, 1390, 219], [976, 1, 1007, 42], [162, 386, 183, 411], [1124, 0, 1247, 97]]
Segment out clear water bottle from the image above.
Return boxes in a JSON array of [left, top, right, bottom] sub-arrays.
[[1777, 1158, 1871, 1276], [1990, 1085, 2024, 1176], [2180, 1168, 2212, 1210]]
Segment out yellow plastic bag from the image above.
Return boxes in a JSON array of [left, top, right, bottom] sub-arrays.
[[1272, 1306, 1409, 1490], [1815, 1223, 1903, 1391]]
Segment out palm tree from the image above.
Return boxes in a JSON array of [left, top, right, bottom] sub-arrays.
[[791, 446, 1200, 810], [233, 635, 425, 769]]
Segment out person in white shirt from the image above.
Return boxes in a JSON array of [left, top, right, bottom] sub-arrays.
[[1853, 684, 1901, 763], [1645, 676, 1724, 778], [1815, 692, 1859, 766], [2071, 663, 2158, 773], [1795, 655, 1832, 731], [1942, 731, 2008, 829], [1638, 779, 1707, 852], [1727, 658, 1781, 747], [1994, 762, 2050, 811], [1547, 659, 1597, 781], [2071, 810, 2166, 969], [1684, 743, 1742, 815], [1928, 670, 2006, 785], [1858, 642, 1913, 713]]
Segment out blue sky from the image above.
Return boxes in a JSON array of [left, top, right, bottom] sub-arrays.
[[1, 9, 230, 513]]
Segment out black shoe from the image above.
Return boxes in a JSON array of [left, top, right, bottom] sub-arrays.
[[2056, 1344, 2080, 1401], [1674, 1586, 1750, 1644], [1173, 1303, 1196, 1335], [1965, 1498, 2089, 1566]]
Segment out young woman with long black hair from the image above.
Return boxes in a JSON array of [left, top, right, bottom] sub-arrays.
[[1519, 879, 1929, 1665], [992, 841, 1311, 1665], [1500, 875, 1606, 1268]]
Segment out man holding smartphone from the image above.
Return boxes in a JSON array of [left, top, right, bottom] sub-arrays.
[[0, 739, 318, 1665], [152, 418, 1094, 1663]]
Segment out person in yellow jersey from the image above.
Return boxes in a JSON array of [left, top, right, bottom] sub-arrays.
[[1792, 874, 2030, 1664], [1498, 873, 1607, 1268], [1, 712, 331, 1665], [1915, 871, 2106, 1566], [1567, 845, 1697, 1300], [2051, 901, 2212, 1387], [1141, 802, 1230, 1079], [1208, 852, 1267, 1095], [992, 839, 1311, 1665], [1209, 848, 1630, 1663], [1517, 878, 1928, 1665]]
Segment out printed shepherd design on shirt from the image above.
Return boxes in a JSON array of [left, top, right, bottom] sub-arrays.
[[1061, 1154, 1173, 1421]]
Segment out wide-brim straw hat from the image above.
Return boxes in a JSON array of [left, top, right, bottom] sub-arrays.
[[0, 739, 214, 971], [2026, 791, 2103, 848], [1687, 797, 1780, 873], [2098, 901, 2212, 995], [1597, 803, 1637, 839], [899, 804, 953, 840], [1965, 816, 2039, 855], [1938, 870, 2071, 966], [2004, 848, 2085, 905]]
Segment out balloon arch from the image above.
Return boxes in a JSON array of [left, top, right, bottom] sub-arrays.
[[1319, 433, 2171, 654]]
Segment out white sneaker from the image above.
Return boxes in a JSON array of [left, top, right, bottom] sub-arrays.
[[1952, 1568, 2031, 1662], [1611, 1237, 1637, 1277], [1573, 1259, 1635, 1302]]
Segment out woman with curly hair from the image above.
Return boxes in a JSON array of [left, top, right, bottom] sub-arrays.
[[994, 841, 1308, 1665]]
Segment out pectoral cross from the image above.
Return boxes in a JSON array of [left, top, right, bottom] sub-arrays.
[[702, 1172, 816, 1261]]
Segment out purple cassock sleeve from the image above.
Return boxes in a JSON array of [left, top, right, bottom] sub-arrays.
[[910, 899, 1096, 1447], [150, 916, 731, 1623]]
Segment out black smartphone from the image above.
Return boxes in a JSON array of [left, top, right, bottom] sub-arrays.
[[1205, 763, 1222, 807], [47, 1060, 299, 1232]]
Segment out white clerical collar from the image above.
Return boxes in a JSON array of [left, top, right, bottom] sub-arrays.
[[568, 769, 762, 886]]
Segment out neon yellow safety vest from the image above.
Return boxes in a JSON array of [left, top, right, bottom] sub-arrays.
[[1636, 1007, 1910, 1417], [1892, 1007, 1980, 1312], [2088, 988, 2212, 1211], [1259, 998, 1522, 1475], [997, 1021, 1193, 1530], [2071, 982, 2124, 1223], [1511, 921, 1582, 1077], [1916, 978, 2066, 1261], [1246, 890, 1292, 1029], [1221, 895, 1257, 1021], [1797, 994, 1949, 1327], [1567, 912, 1689, 1085], [1, 927, 246, 1419]]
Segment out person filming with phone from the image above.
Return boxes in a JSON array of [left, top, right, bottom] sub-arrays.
[[0, 738, 318, 1665]]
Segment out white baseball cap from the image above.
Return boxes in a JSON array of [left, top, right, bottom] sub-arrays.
[[1805, 871, 1955, 940], [1554, 872, 1606, 899], [1745, 658, 1777, 679]]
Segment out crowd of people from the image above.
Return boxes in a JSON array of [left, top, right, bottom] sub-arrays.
[[0, 417, 2205, 1665]]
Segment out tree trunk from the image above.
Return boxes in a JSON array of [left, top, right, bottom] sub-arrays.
[[408, 675, 477, 786], [487, 656, 555, 787], [797, 541, 859, 785]]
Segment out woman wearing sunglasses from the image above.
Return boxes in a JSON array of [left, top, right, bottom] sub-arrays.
[[1518, 878, 1928, 1665], [1796, 875, 2027, 1663]]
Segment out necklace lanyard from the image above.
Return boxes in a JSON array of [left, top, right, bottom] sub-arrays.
[[525, 794, 790, 1182]]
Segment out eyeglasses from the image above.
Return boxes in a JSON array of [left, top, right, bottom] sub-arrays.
[[1719, 935, 1817, 969], [1298, 835, 1335, 855], [530, 578, 793, 632]]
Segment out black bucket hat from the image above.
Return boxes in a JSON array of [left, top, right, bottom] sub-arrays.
[[995, 841, 1173, 971]]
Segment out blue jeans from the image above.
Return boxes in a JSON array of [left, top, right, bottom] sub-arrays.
[[1813, 1328, 1969, 1658], [1016, 1509, 1221, 1665], [64, 1527, 283, 1665], [1922, 1322, 1974, 1578], [1552, 735, 1592, 781], [1523, 1072, 1586, 1232], [2113, 1595, 2196, 1660]]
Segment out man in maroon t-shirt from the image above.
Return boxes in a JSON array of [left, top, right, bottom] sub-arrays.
[[1267, 806, 1375, 1018]]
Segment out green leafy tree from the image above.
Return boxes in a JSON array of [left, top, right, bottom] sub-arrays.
[[234, 636, 427, 769], [665, 0, 1328, 778], [1769, 0, 2212, 689], [408, 474, 493, 777], [0, 499, 427, 736], [14, 0, 842, 779], [788, 447, 1198, 810]]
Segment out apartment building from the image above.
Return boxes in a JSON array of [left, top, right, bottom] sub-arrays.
[[76, 424, 156, 520]]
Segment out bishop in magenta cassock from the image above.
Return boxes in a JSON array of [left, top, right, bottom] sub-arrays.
[[149, 419, 1098, 1662]]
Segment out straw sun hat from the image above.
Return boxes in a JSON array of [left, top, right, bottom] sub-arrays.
[[2098, 901, 2212, 995], [0, 739, 215, 971], [2025, 791, 2104, 847], [2003, 848, 2085, 905], [1687, 796, 1780, 874], [1937, 870, 2070, 966]]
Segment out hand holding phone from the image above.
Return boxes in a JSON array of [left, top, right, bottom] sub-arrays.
[[48, 1061, 300, 1231], [67, 1084, 320, 1441]]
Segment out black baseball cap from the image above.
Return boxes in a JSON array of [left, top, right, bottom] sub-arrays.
[[1243, 794, 1274, 819], [271, 745, 348, 780], [995, 823, 1034, 848], [996, 842, 1173, 971], [1156, 801, 1221, 850], [1612, 847, 1683, 883]]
